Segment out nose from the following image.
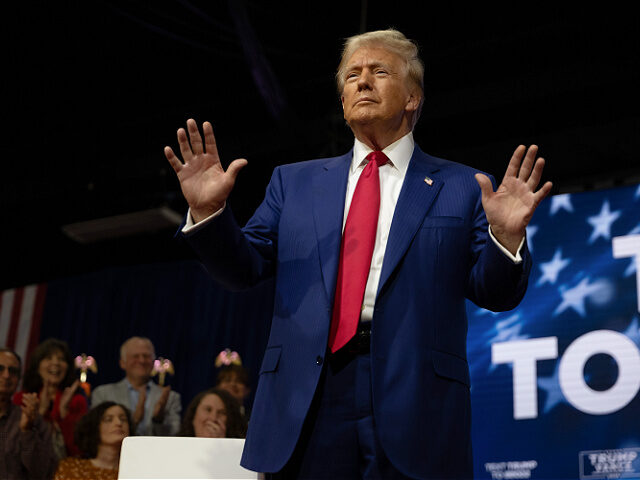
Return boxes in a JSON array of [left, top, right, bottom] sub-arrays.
[[357, 69, 373, 90]]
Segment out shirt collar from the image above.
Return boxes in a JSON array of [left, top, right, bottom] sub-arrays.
[[351, 131, 414, 176], [124, 378, 151, 391]]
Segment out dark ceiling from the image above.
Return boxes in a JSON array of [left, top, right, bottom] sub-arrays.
[[2, 1, 639, 290]]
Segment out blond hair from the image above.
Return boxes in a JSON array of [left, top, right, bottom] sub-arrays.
[[336, 29, 424, 126]]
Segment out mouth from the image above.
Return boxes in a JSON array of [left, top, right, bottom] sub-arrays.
[[355, 98, 376, 105]]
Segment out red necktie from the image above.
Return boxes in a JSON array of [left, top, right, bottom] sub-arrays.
[[329, 151, 388, 353]]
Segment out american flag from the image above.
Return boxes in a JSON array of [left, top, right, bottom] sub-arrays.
[[0, 284, 47, 370]]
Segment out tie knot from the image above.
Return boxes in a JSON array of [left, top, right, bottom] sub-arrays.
[[366, 151, 389, 168]]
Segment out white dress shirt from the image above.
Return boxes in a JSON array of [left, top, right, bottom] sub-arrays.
[[347, 133, 414, 321]]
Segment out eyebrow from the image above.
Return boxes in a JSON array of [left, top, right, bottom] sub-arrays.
[[346, 61, 393, 72]]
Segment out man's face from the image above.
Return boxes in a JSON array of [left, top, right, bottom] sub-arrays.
[[341, 46, 419, 130], [120, 340, 154, 382], [0, 352, 20, 397]]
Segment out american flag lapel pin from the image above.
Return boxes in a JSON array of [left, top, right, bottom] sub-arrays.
[[424, 176, 433, 186]]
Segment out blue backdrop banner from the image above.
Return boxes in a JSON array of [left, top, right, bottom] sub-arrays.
[[468, 183, 640, 480]]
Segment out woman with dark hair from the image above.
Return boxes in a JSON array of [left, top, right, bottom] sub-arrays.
[[13, 338, 88, 458], [178, 387, 247, 438], [54, 401, 132, 479]]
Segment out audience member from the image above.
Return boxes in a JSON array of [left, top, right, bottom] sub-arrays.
[[0, 347, 58, 479], [91, 336, 181, 435], [15, 338, 88, 458], [54, 401, 131, 480], [178, 388, 247, 438], [214, 349, 251, 418]]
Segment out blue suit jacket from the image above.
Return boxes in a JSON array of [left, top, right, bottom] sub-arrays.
[[184, 145, 531, 478]]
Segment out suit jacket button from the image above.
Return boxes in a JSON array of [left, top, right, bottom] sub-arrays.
[[316, 356, 323, 365]]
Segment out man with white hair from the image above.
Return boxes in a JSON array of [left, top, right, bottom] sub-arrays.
[[91, 336, 181, 436], [166, 29, 550, 479]]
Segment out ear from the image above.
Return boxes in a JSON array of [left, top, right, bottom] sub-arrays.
[[119, 357, 126, 371], [405, 90, 421, 113]]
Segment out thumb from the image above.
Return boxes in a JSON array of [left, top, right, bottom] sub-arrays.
[[226, 158, 248, 181], [475, 173, 494, 199]]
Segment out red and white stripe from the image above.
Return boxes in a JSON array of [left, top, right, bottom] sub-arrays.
[[0, 284, 47, 369]]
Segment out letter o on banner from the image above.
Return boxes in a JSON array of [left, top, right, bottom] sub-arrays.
[[559, 330, 640, 415]]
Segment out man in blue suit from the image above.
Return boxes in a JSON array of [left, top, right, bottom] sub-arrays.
[[165, 30, 551, 479]]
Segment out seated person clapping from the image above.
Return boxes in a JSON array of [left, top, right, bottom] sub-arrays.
[[54, 401, 132, 480], [178, 388, 247, 438]]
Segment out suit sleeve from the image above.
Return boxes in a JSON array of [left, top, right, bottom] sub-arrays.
[[465, 175, 532, 312], [89, 385, 106, 408], [182, 167, 285, 291]]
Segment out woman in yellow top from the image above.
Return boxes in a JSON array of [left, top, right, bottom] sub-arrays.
[[54, 401, 132, 480]]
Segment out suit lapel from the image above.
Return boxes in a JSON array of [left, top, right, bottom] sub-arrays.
[[377, 147, 443, 295], [312, 152, 351, 303]]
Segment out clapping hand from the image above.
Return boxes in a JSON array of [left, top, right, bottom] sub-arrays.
[[20, 393, 39, 431]]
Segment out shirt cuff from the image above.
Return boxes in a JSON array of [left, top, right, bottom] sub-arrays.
[[488, 226, 524, 264], [181, 203, 226, 234]]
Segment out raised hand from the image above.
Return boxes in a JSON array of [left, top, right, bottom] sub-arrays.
[[20, 392, 39, 431], [164, 119, 248, 222], [475, 145, 552, 255], [59, 379, 80, 419]]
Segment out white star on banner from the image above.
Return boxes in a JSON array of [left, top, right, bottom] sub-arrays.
[[486, 314, 528, 345], [537, 248, 571, 286], [587, 200, 621, 244], [624, 225, 640, 277], [550, 194, 574, 215], [526, 225, 538, 253], [554, 277, 604, 317], [485, 314, 531, 372]]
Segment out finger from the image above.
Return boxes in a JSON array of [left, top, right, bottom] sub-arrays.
[[503, 145, 526, 182], [533, 181, 553, 204], [475, 173, 494, 199], [187, 118, 204, 155], [526, 157, 545, 189], [518, 145, 538, 181], [164, 147, 183, 174], [177, 128, 193, 163], [203, 121, 218, 156], [226, 158, 248, 182]]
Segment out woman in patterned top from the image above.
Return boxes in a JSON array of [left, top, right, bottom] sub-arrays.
[[54, 401, 132, 480]]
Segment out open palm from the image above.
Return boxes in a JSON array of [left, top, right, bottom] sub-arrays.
[[475, 145, 552, 254], [165, 119, 247, 222]]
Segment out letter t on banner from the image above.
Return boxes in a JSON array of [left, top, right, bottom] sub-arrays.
[[612, 234, 640, 313], [492, 337, 558, 419]]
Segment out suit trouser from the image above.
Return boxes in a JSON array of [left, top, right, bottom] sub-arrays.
[[268, 343, 413, 479]]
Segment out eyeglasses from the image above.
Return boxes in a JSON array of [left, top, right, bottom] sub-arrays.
[[0, 365, 20, 377]]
